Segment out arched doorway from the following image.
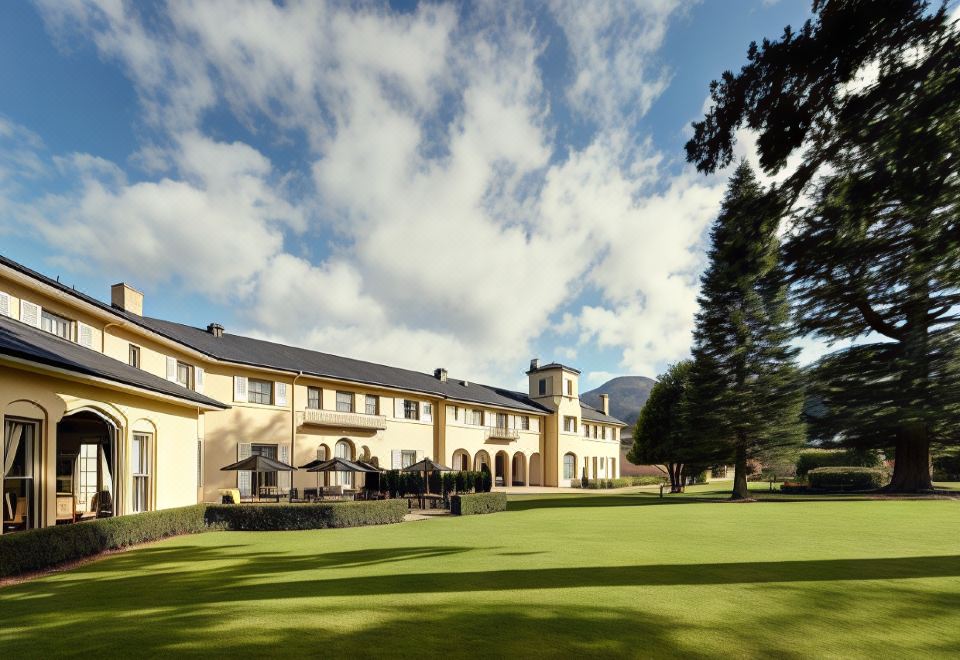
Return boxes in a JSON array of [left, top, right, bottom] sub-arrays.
[[494, 450, 510, 487], [452, 449, 470, 472], [528, 452, 542, 486], [563, 452, 577, 485], [56, 410, 119, 521], [511, 452, 526, 486], [473, 450, 491, 472], [335, 438, 355, 486]]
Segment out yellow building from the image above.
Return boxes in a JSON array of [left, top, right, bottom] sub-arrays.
[[0, 254, 625, 533]]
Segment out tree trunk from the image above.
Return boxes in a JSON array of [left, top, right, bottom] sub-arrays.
[[731, 442, 749, 500], [887, 426, 933, 492], [673, 464, 684, 493]]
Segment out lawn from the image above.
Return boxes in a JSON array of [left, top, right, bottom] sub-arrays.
[[2, 491, 959, 658]]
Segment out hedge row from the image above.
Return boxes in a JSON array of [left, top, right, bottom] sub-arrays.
[[795, 449, 884, 477], [569, 476, 666, 489], [0, 504, 210, 578], [807, 467, 888, 491], [204, 500, 407, 531], [451, 492, 507, 515], [380, 470, 493, 498], [0, 500, 407, 578]]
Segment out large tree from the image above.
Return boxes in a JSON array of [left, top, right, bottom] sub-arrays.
[[628, 360, 698, 493], [685, 0, 960, 491], [685, 163, 806, 500]]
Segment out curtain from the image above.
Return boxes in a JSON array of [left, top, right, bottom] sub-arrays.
[[3, 422, 23, 477], [99, 447, 113, 498]]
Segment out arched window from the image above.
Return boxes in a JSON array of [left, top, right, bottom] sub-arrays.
[[335, 439, 353, 486], [563, 453, 576, 480]]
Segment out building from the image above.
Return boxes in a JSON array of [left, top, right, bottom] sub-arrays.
[[0, 254, 625, 533]]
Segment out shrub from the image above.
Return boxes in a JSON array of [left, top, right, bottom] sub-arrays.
[[630, 476, 667, 486], [796, 449, 884, 477], [932, 454, 960, 481], [807, 467, 887, 491], [451, 492, 507, 515], [477, 469, 493, 492], [0, 504, 209, 578], [204, 500, 407, 531]]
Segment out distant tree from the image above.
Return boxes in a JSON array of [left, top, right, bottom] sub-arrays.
[[685, 163, 806, 499], [628, 360, 696, 493], [685, 0, 960, 491]]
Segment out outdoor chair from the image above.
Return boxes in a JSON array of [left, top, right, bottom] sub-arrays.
[[91, 491, 113, 518], [3, 493, 27, 532], [288, 487, 299, 502], [303, 488, 318, 502]]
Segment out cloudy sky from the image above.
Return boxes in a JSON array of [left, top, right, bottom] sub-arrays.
[[0, 0, 819, 390]]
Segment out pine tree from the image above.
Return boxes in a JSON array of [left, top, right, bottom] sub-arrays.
[[685, 162, 806, 499]]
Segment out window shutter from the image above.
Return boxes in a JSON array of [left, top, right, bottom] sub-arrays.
[[166, 357, 177, 382], [20, 300, 41, 328], [77, 322, 94, 349], [422, 402, 432, 423], [194, 367, 205, 393], [275, 382, 288, 406], [233, 376, 248, 402], [278, 444, 291, 489], [0, 292, 9, 317], [391, 449, 402, 469], [394, 398, 404, 418], [237, 443, 252, 497]]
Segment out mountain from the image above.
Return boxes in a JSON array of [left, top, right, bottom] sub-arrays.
[[581, 375, 656, 438]]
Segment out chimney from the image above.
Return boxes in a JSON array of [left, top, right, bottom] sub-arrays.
[[207, 323, 224, 338], [434, 367, 448, 382], [529, 358, 540, 371], [599, 393, 610, 415], [111, 283, 143, 316]]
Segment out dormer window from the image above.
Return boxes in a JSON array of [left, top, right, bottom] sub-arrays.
[[538, 378, 547, 395], [41, 310, 71, 340]]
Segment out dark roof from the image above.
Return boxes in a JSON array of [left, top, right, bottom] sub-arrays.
[[0, 314, 227, 409], [579, 401, 627, 426], [128, 317, 550, 414], [528, 362, 581, 374]]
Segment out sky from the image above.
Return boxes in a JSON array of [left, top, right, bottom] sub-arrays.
[[0, 0, 829, 391]]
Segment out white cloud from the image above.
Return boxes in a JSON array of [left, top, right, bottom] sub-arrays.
[[16, 0, 721, 386]]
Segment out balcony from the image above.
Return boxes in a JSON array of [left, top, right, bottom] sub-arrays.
[[485, 426, 520, 441], [301, 408, 388, 431]]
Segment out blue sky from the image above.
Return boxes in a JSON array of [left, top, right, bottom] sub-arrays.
[[0, 0, 818, 390]]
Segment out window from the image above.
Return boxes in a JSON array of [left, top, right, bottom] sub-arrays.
[[365, 395, 379, 416], [452, 406, 459, 421], [583, 423, 590, 438], [248, 379, 273, 405], [176, 361, 192, 389], [563, 453, 575, 480], [565, 379, 573, 395], [251, 444, 278, 491], [471, 409, 483, 426], [401, 450, 417, 468], [307, 387, 321, 409], [563, 416, 577, 433], [336, 391, 354, 412], [602, 427, 607, 440], [3, 419, 38, 531], [128, 344, 141, 368], [41, 310, 71, 339], [600, 457, 606, 470], [335, 440, 353, 487], [538, 378, 547, 395], [520, 416, 529, 430], [495, 412, 507, 429], [132, 433, 152, 513], [404, 400, 419, 420], [593, 425, 598, 438]]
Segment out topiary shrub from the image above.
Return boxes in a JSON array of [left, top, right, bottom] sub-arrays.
[[807, 467, 887, 491], [204, 500, 407, 531], [451, 492, 507, 515], [796, 449, 884, 477], [0, 504, 210, 578]]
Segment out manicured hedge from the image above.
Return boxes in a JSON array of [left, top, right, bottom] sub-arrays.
[[0, 504, 209, 578], [451, 492, 507, 515], [570, 476, 666, 489], [204, 500, 407, 531], [795, 449, 884, 477], [808, 467, 888, 491]]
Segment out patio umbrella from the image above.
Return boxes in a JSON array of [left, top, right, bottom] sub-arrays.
[[401, 457, 454, 495], [304, 457, 372, 473], [220, 454, 298, 472]]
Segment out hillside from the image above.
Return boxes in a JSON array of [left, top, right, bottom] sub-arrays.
[[581, 375, 655, 437]]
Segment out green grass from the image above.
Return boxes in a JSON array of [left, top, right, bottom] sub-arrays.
[[2, 492, 959, 658]]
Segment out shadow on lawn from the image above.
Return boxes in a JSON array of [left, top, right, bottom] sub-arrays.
[[507, 494, 697, 511], [3, 542, 960, 657]]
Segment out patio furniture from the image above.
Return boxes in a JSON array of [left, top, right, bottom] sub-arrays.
[[288, 487, 299, 502], [91, 490, 113, 518], [56, 494, 76, 523], [306, 457, 378, 498], [218, 488, 241, 504], [257, 486, 281, 502], [303, 488, 319, 502], [3, 493, 27, 532], [220, 454, 298, 502], [402, 457, 454, 508]]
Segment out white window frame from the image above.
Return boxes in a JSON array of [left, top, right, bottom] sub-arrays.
[[248, 379, 273, 405], [336, 391, 354, 413], [307, 387, 321, 409], [40, 309, 72, 340], [365, 395, 378, 416], [132, 433, 152, 513]]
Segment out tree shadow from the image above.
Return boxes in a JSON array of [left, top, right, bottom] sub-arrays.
[[507, 494, 696, 511]]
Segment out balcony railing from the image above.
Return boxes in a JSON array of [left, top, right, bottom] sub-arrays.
[[301, 408, 388, 430], [486, 426, 520, 441]]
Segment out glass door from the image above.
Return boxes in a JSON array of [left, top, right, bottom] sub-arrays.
[[3, 419, 39, 533]]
